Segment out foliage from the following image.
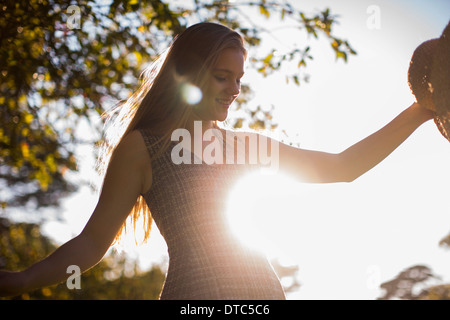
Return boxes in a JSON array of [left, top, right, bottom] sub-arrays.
[[377, 265, 439, 300], [418, 284, 450, 300], [1, 0, 356, 211], [0, 218, 165, 299], [438, 232, 450, 249], [378, 231, 450, 300]]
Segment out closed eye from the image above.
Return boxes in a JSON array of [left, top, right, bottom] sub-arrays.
[[215, 76, 226, 82]]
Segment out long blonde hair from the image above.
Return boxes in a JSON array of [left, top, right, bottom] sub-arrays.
[[97, 22, 247, 244]]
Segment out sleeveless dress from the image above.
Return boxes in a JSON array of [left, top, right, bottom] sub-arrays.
[[139, 128, 286, 300]]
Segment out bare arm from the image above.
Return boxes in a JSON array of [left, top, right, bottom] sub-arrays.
[[0, 130, 152, 296], [278, 102, 434, 183]]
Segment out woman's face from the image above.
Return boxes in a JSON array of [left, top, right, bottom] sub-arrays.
[[195, 48, 245, 122]]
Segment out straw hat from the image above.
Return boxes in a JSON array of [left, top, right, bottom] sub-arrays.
[[408, 21, 450, 142]]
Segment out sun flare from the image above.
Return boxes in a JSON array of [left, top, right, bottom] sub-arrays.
[[225, 170, 303, 260]]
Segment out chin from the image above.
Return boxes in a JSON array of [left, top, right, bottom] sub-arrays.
[[215, 111, 229, 122], [213, 104, 231, 122]]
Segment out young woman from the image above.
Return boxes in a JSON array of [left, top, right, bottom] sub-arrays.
[[0, 22, 434, 299]]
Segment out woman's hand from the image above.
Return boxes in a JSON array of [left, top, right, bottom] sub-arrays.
[[0, 270, 27, 297], [410, 101, 436, 122]]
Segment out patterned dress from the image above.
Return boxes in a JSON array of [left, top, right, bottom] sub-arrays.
[[139, 129, 286, 300]]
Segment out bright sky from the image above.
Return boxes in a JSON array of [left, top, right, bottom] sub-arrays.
[[42, 0, 450, 300]]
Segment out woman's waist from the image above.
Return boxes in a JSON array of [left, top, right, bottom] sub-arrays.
[[166, 238, 270, 273]]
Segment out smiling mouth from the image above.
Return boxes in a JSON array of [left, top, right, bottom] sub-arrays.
[[216, 98, 234, 107]]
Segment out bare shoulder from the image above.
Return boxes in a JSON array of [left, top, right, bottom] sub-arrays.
[[221, 128, 280, 166], [114, 130, 152, 193], [115, 130, 148, 162]]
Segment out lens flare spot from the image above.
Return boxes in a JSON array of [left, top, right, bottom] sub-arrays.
[[181, 83, 202, 105]]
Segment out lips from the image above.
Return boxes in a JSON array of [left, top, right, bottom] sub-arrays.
[[216, 98, 234, 107]]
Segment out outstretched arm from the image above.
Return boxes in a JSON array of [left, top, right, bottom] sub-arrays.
[[278, 102, 434, 183], [337, 102, 434, 182], [0, 130, 152, 297]]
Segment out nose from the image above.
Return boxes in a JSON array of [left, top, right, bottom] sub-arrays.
[[227, 80, 241, 97]]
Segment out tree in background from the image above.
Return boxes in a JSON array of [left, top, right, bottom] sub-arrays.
[[0, 218, 165, 299], [378, 231, 450, 300], [1, 0, 356, 299], [1, 0, 356, 211]]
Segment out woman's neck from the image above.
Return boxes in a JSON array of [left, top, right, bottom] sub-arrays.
[[184, 114, 216, 137]]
